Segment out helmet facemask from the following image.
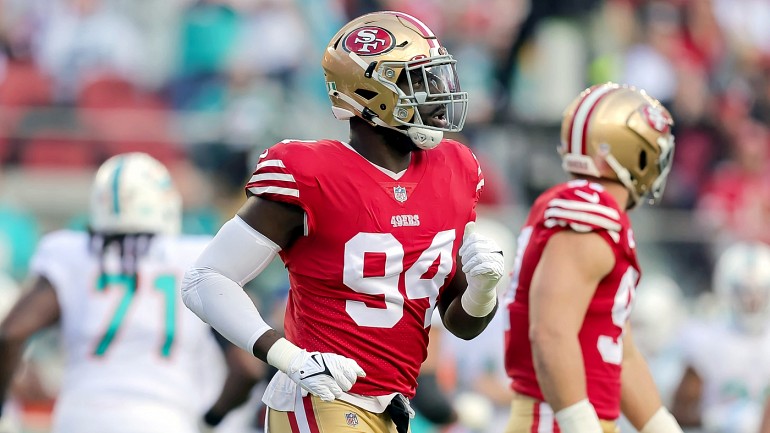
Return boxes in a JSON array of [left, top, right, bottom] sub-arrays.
[[382, 53, 468, 149], [647, 134, 675, 204]]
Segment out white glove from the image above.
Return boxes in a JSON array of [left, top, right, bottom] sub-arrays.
[[459, 221, 505, 317], [267, 338, 366, 402]]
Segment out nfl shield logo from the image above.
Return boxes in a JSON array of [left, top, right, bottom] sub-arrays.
[[345, 412, 359, 427], [393, 185, 408, 203]]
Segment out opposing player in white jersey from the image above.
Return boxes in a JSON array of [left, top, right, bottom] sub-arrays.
[[0, 153, 239, 433], [672, 242, 770, 433]]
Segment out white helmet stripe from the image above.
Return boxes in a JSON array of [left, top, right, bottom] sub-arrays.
[[385, 11, 438, 47], [570, 84, 616, 155]]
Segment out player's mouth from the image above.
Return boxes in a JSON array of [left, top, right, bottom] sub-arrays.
[[428, 106, 448, 128]]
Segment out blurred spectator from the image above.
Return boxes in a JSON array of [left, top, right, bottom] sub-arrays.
[[171, 0, 240, 111], [620, 1, 681, 106], [695, 118, 770, 248], [0, 202, 41, 281], [227, 0, 308, 97], [32, 0, 145, 102]]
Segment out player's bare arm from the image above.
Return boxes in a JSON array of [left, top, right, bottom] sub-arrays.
[[0, 275, 60, 415], [621, 324, 684, 433], [530, 231, 612, 421], [670, 366, 703, 427], [620, 323, 671, 431], [438, 261, 496, 340]]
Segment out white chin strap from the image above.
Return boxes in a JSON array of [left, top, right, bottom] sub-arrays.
[[330, 89, 443, 149], [604, 153, 641, 208], [408, 126, 443, 149]]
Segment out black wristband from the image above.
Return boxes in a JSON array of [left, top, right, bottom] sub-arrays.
[[203, 409, 225, 427]]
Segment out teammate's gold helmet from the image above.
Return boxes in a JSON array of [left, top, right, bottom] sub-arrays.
[[322, 11, 468, 149], [559, 82, 675, 208]]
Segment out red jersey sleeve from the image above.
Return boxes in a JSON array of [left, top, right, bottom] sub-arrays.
[[543, 182, 623, 236], [244, 140, 317, 232]]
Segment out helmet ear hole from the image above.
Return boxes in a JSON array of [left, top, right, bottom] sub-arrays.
[[639, 150, 648, 170], [355, 89, 378, 100]]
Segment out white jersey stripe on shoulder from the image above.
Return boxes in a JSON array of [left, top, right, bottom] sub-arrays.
[[386, 11, 436, 36], [249, 173, 296, 183], [570, 85, 615, 155], [476, 178, 485, 192], [538, 402, 554, 433], [544, 208, 622, 232], [248, 186, 299, 198], [256, 159, 286, 170], [280, 139, 319, 144], [547, 198, 620, 220]]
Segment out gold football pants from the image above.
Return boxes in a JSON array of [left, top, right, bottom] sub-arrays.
[[504, 393, 618, 433], [267, 395, 408, 433]]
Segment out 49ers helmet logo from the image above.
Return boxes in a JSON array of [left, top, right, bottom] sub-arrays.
[[344, 26, 396, 56], [641, 105, 672, 133]]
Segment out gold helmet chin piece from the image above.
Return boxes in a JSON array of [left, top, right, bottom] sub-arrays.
[[559, 82, 675, 208], [322, 11, 468, 149]]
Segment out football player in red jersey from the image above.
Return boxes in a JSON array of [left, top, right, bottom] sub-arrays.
[[501, 83, 684, 433], [181, 11, 505, 433]]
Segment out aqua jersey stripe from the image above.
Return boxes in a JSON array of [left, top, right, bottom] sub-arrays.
[[111, 157, 125, 214]]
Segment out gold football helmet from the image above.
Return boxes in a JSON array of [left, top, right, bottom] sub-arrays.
[[559, 82, 675, 208], [322, 11, 468, 149]]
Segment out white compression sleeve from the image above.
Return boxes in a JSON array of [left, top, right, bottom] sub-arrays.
[[181, 216, 280, 353]]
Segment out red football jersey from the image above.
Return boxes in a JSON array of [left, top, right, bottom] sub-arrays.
[[503, 179, 640, 420], [246, 139, 483, 398]]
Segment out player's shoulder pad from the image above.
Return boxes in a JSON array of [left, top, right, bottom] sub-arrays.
[[261, 139, 335, 164], [436, 138, 482, 176], [543, 180, 623, 234], [37, 229, 88, 255], [246, 139, 334, 201], [254, 139, 339, 174]]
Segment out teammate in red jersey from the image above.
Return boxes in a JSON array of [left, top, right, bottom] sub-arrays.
[[181, 11, 505, 433], [502, 83, 684, 433]]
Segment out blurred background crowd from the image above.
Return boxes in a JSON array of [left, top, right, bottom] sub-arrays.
[[0, 0, 769, 432]]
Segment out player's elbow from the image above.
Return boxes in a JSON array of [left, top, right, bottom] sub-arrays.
[[529, 321, 572, 350], [447, 324, 483, 341], [181, 266, 215, 319]]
